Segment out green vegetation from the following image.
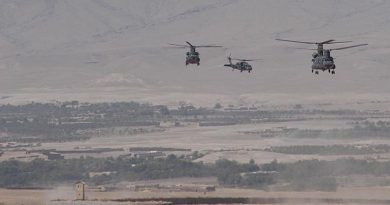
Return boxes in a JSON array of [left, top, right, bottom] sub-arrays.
[[2, 156, 390, 191], [3, 101, 382, 143], [265, 144, 390, 155], [214, 159, 263, 187], [287, 121, 390, 139], [0, 155, 212, 188], [0, 102, 167, 143]]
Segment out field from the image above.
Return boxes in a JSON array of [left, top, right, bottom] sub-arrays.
[[35, 118, 390, 164], [2, 186, 390, 205]]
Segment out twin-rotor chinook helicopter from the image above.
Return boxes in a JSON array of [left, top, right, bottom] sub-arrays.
[[168, 41, 222, 66], [276, 38, 368, 75], [169, 39, 367, 75]]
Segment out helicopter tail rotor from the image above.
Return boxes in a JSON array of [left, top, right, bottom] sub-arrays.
[[227, 53, 232, 64]]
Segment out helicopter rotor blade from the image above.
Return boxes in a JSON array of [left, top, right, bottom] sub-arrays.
[[277, 38, 352, 45], [171, 42, 222, 49], [186, 41, 194, 47], [330, 44, 368, 51], [168, 43, 189, 48], [327, 40, 353, 44], [232, 58, 262, 62], [196, 45, 223, 48], [242, 59, 261, 62], [319, 40, 335, 44], [293, 48, 317, 50], [276, 38, 317, 44]]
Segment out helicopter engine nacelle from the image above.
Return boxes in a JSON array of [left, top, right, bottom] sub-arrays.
[[323, 50, 331, 58]]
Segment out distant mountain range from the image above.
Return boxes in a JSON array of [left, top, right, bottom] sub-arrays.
[[1, 0, 390, 105]]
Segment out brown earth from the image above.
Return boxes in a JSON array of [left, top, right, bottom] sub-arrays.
[[2, 186, 390, 205]]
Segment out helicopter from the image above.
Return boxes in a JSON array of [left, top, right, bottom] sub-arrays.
[[223, 54, 261, 73], [169, 41, 222, 66], [276, 39, 368, 75]]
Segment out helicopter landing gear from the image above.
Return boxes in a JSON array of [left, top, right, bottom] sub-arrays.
[[197, 62, 200, 66], [315, 71, 319, 75], [331, 70, 335, 75], [312, 69, 314, 73]]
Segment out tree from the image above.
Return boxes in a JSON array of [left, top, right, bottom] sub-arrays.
[[214, 103, 223, 109], [293, 104, 303, 109], [159, 106, 170, 116]]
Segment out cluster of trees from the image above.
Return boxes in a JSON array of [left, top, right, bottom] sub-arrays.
[[213, 159, 337, 191], [0, 158, 88, 187], [0, 101, 164, 117], [0, 102, 169, 143], [265, 144, 390, 155], [0, 155, 212, 188], [3, 156, 390, 191], [2, 100, 385, 143], [287, 121, 390, 140], [215, 159, 278, 189]]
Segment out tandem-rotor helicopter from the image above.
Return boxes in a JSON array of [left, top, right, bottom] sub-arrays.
[[224, 54, 261, 73], [276, 38, 368, 75], [169, 41, 222, 66]]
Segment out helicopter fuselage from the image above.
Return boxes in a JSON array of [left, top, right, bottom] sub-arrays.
[[311, 50, 336, 74], [170, 41, 221, 66], [312, 56, 336, 70], [224, 61, 252, 73], [186, 51, 200, 66]]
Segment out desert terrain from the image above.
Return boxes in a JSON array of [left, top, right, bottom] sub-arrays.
[[2, 1, 390, 205]]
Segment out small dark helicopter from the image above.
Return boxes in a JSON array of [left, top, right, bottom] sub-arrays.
[[223, 54, 261, 73], [169, 41, 222, 66], [276, 39, 368, 75]]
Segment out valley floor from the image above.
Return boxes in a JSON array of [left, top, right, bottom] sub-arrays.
[[2, 186, 390, 205]]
